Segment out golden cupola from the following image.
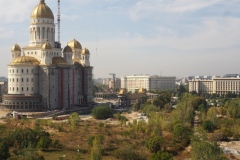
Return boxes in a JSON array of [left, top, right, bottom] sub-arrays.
[[11, 44, 21, 52], [31, 0, 54, 19], [81, 48, 90, 55], [42, 42, 52, 50], [68, 39, 82, 50]]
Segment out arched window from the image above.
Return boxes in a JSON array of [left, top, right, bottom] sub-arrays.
[[37, 27, 40, 39], [22, 78, 23, 82], [27, 87, 29, 91], [17, 78, 18, 82], [13, 78, 14, 82], [17, 87, 18, 91], [47, 28, 50, 39], [42, 27, 45, 39], [13, 87, 14, 91]]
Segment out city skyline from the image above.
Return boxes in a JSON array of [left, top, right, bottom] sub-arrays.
[[1, 0, 240, 79]]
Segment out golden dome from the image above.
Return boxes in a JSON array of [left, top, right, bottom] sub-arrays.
[[72, 59, 82, 64], [63, 45, 72, 53], [10, 56, 40, 65], [42, 42, 52, 50], [119, 88, 127, 95], [52, 57, 67, 65], [68, 39, 82, 49], [31, 0, 54, 19], [81, 48, 90, 55], [138, 88, 146, 93], [11, 44, 21, 52]]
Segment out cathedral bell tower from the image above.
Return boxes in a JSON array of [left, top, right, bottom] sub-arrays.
[[29, 0, 55, 47]]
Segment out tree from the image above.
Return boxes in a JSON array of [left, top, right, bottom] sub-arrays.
[[92, 106, 113, 119], [37, 136, 52, 151], [206, 107, 218, 126], [172, 123, 192, 150], [202, 120, 215, 132], [0, 141, 10, 160], [91, 137, 102, 160], [191, 140, 227, 160], [146, 135, 163, 153], [68, 112, 80, 130], [114, 145, 141, 160]]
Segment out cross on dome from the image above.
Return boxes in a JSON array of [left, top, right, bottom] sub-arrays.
[[40, 0, 45, 3]]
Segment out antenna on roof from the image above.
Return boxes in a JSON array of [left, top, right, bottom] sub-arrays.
[[57, 0, 60, 43]]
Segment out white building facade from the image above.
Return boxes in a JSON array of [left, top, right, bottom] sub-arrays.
[[189, 77, 240, 95], [121, 75, 176, 92]]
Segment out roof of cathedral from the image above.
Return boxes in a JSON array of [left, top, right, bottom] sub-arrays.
[[10, 56, 40, 65], [11, 44, 21, 52], [31, 0, 54, 19], [63, 45, 73, 53], [81, 48, 90, 55], [68, 39, 82, 49], [42, 42, 52, 50], [52, 57, 68, 65]]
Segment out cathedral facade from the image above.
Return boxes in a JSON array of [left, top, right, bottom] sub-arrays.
[[1, 0, 93, 111]]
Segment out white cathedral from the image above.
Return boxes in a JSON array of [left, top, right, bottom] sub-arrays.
[[1, 0, 93, 111]]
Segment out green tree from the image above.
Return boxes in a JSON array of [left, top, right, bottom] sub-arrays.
[[172, 123, 192, 150], [225, 99, 240, 118], [114, 145, 141, 160], [0, 141, 10, 160], [37, 136, 52, 151], [150, 151, 173, 160], [68, 112, 80, 130], [202, 120, 215, 132], [91, 137, 102, 160], [146, 135, 163, 153], [92, 106, 113, 119], [206, 107, 218, 126], [191, 140, 227, 160]]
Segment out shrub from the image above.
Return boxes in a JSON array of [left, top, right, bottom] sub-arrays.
[[202, 120, 215, 132], [150, 151, 173, 160], [92, 106, 113, 119], [146, 135, 163, 153], [114, 145, 141, 160], [87, 135, 104, 147]]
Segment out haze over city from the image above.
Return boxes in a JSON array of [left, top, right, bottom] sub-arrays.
[[0, 0, 240, 78]]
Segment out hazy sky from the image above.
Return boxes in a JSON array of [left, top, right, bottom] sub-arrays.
[[0, 0, 240, 79]]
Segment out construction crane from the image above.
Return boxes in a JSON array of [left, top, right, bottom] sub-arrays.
[[109, 73, 116, 91], [57, 0, 60, 43]]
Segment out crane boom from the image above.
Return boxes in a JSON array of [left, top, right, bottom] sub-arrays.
[[57, 0, 60, 43]]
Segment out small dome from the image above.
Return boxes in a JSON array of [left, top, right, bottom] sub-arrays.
[[81, 48, 90, 55], [68, 39, 82, 49], [119, 88, 127, 95], [31, 0, 54, 19], [11, 44, 21, 52], [42, 42, 52, 50], [138, 88, 146, 93], [63, 45, 72, 53], [10, 56, 40, 65], [52, 57, 67, 65]]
